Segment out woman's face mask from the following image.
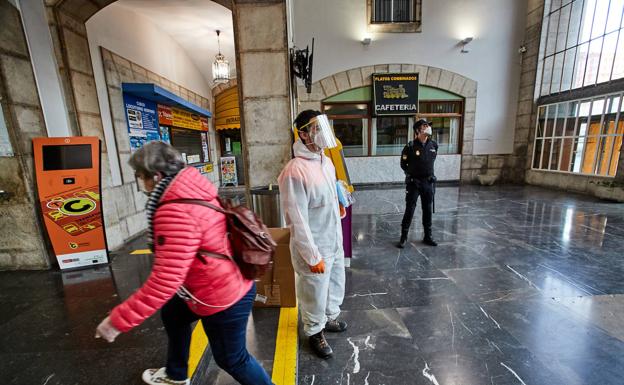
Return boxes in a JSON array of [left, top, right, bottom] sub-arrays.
[[423, 126, 432, 136]]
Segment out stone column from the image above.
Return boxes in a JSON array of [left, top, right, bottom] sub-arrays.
[[232, 0, 293, 189], [0, 0, 49, 269], [514, 0, 545, 183]]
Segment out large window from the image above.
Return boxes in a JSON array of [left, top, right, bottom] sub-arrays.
[[536, 0, 624, 97], [325, 103, 369, 157], [418, 101, 462, 154], [532, 92, 623, 176], [323, 100, 463, 157], [169, 128, 210, 165], [368, 0, 421, 32], [374, 116, 411, 155], [372, 0, 419, 23]]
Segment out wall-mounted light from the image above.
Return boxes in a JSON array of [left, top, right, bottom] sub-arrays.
[[518, 45, 527, 54], [361, 37, 372, 46], [460, 37, 473, 53]]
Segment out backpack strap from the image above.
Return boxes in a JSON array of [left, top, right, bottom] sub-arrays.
[[157, 198, 233, 263], [158, 198, 226, 214]]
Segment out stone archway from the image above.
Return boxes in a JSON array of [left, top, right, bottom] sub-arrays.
[[43, 0, 292, 250], [296, 64, 479, 181], [297, 64, 477, 156]]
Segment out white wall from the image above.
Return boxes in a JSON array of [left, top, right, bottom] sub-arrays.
[[86, 3, 211, 98], [294, 0, 527, 155], [86, 3, 214, 185]]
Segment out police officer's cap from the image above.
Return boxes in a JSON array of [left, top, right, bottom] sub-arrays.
[[414, 119, 432, 130]]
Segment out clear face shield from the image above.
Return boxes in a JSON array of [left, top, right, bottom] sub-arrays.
[[299, 114, 338, 150]]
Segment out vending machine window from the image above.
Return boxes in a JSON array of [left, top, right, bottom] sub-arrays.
[[169, 128, 207, 164]]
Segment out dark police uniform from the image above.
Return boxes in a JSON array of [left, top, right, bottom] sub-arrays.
[[399, 137, 438, 243]]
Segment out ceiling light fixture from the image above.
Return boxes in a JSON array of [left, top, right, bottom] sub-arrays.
[[212, 30, 230, 84]]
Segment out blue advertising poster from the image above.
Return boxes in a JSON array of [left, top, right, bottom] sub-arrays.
[[159, 126, 171, 144], [123, 93, 160, 152]]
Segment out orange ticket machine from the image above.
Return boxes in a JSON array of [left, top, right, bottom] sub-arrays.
[[33, 137, 108, 270]]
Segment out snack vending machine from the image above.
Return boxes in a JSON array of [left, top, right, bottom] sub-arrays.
[[32, 137, 108, 270]]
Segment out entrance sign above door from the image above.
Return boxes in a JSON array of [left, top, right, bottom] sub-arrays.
[[372, 73, 419, 116]]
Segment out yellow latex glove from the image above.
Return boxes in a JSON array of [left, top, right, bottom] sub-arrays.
[[309, 259, 325, 274]]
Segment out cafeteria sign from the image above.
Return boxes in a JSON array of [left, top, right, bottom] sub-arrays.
[[372, 73, 419, 116]]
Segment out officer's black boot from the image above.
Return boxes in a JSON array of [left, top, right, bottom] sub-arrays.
[[423, 231, 438, 246], [309, 330, 333, 358], [397, 228, 409, 248]]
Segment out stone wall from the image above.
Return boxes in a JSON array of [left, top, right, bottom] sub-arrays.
[[0, 0, 49, 269], [100, 48, 217, 249]]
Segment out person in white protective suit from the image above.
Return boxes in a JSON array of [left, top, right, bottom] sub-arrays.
[[277, 110, 348, 359]]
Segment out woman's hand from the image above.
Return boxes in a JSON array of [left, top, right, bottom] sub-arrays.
[[95, 316, 121, 343]]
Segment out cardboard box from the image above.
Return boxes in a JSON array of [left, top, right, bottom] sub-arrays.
[[254, 228, 296, 307]]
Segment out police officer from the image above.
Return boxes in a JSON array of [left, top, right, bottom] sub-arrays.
[[397, 118, 438, 248]]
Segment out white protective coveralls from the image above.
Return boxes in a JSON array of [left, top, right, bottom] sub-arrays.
[[278, 140, 345, 336]]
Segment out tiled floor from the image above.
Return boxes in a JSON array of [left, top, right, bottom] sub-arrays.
[[297, 185, 624, 385], [2, 184, 624, 385], [0, 235, 278, 385]]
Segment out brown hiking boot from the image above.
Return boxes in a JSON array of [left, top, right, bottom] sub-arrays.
[[325, 318, 348, 333], [309, 331, 333, 358]]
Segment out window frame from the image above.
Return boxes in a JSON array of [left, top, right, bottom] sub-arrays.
[[531, 91, 623, 177], [536, 0, 624, 98], [169, 126, 210, 165], [322, 99, 464, 157], [366, 0, 422, 33], [323, 101, 373, 157], [416, 99, 464, 155]]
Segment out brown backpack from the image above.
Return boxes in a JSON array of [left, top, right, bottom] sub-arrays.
[[159, 198, 277, 279]]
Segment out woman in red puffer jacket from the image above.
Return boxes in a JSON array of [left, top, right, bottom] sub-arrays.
[[95, 142, 273, 385]]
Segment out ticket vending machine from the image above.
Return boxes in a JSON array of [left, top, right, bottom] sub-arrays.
[[33, 137, 108, 270]]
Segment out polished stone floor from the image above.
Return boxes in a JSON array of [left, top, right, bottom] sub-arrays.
[[2, 185, 624, 385], [298, 185, 624, 385], [0, 235, 278, 385]]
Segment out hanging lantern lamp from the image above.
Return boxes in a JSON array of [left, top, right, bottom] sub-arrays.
[[212, 30, 230, 84]]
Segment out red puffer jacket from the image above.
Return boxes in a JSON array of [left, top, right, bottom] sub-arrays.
[[110, 167, 253, 332]]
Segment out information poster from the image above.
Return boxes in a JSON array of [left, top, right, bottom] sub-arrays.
[[220, 156, 238, 186], [194, 162, 213, 175], [201, 132, 210, 161], [372, 73, 419, 116], [123, 94, 160, 152], [158, 104, 209, 131], [159, 126, 171, 144]]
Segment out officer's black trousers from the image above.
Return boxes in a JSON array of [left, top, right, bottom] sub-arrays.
[[401, 180, 433, 237]]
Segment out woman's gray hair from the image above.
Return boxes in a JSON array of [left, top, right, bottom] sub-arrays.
[[129, 141, 185, 177]]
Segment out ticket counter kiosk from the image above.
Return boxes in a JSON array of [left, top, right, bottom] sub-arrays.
[[33, 137, 108, 270]]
